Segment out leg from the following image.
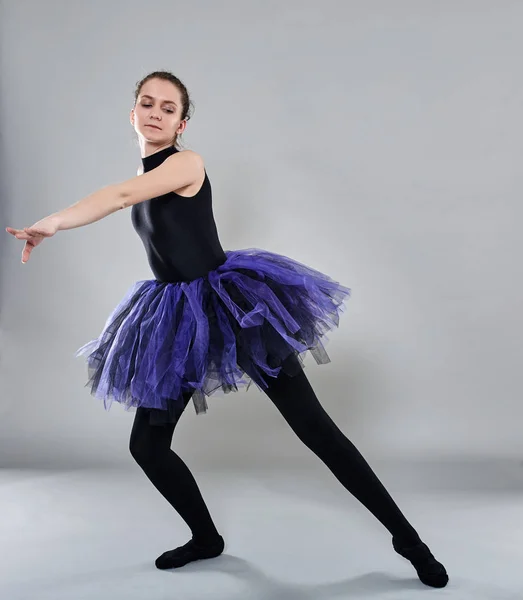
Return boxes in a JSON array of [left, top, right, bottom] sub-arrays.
[[260, 357, 419, 543], [260, 355, 448, 588], [129, 394, 224, 568]]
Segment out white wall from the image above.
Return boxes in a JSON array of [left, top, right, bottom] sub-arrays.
[[1, 0, 521, 469]]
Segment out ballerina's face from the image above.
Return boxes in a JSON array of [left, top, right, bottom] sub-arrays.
[[130, 77, 186, 146]]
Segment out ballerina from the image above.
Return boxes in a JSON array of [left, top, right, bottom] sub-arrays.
[[6, 70, 448, 588]]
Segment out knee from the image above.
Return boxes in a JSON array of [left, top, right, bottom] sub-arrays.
[[129, 435, 144, 464], [293, 413, 340, 455], [129, 434, 158, 468]]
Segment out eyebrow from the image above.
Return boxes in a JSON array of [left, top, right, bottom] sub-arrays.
[[140, 94, 177, 107]]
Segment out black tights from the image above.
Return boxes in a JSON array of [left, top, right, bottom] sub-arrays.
[[129, 356, 420, 547]]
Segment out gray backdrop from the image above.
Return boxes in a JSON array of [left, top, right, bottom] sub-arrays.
[[1, 0, 521, 471]]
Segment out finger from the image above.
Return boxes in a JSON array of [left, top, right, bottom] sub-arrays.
[[6, 227, 24, 236], [14, 232, 33, 240], [22, 243, 33, 263]]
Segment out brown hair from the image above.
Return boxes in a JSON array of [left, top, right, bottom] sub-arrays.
[[133, 71, 194, 149]]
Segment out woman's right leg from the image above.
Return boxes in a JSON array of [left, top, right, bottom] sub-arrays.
[[129, 393, 224, 568]]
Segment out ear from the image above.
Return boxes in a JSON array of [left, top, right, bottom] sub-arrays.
[[130, 108, 135, 126], [177, 119, 187, 135]]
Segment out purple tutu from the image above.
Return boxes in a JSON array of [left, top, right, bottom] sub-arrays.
[[75, 248, 350, 422]]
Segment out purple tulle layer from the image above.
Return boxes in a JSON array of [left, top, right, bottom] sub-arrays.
[[75, 248, 350, 422]]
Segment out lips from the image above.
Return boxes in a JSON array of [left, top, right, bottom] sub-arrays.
[[145, 124, 161, 130]]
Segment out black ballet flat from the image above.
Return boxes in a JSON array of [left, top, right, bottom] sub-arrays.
[[392, 537, 449, 588], [155, 535, 225, 570]]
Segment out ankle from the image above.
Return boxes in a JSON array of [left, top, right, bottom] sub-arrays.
[[192, 533, 224, 548]]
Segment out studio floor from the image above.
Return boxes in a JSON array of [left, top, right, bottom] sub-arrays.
[[0, 462, 521, 599]]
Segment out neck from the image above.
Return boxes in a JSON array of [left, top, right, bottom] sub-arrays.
[[140, 141, 175, 159], [141, 144, 178, 173]]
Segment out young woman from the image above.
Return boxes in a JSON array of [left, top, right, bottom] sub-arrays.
[[6, 71, 448, 588]]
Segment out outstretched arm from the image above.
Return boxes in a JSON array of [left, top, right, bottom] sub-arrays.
[[6, 150, 203, 263], [53, 149, 203, 229]]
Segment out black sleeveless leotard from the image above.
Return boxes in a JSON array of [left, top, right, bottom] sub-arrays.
[[131, 145, 227, 283]]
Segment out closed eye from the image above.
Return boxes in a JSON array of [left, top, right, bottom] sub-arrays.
[[142, 103, 174, 114]]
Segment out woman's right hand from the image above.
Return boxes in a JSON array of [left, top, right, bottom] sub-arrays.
[[6, 215, 59, 263]]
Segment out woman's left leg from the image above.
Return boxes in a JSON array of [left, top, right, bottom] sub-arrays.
[[260, 358, 419, 543], [259, 355, 448, 588]]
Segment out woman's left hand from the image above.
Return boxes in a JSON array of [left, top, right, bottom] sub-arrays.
[[5, 215, 60, 263]]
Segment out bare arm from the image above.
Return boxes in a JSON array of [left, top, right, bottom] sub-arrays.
[[6, 149, 204, 263], [53, 150, 203, 231]]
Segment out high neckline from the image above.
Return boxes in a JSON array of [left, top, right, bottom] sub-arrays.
[[141, 145, 178, 172]]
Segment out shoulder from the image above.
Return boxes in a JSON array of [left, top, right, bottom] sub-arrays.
[[166, 149, 204, 170]]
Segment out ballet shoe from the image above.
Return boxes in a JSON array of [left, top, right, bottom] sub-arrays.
[[155, 535, 225, 569], [392, 536, 449, 588]]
